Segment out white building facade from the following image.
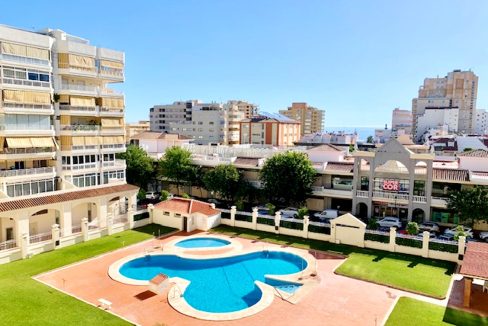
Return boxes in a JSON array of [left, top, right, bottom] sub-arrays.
[[475, 109, 488, 135]]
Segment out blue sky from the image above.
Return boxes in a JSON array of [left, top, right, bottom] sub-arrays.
[[2, 1, 487, 127]]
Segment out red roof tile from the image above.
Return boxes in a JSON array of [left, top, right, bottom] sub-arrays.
[[154, 198, 219, 217], [432, 168, 469, 182], [458, 149, 488, 158], [460, 242, 488, 279], [0, 184, 138, 213], [325, 163, 354, 173]]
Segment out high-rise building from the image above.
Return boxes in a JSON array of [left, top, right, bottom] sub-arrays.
[[0, 25, 137, 262], [391, 108, 412, 135], [225, 100, 258, 118], [475, 109, 488, 135], [279, 102, 324, 135], [412, 70, 478, 140]]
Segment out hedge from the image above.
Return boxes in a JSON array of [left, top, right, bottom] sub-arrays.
[[365, 233, 390, 243], [221, 211, 231, 219], [395, 236, 423, 248], [235, 214, 252, 222], [257, 217, 275, 225], [279, 220, 303, 230], [133, 212, 149, 221], [429, 241, 458, 253], [308, 224, 331, 234]]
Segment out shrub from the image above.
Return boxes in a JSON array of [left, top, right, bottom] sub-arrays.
[[367, 218, 379, 230], [453, 225, 467, 241], [137, 189, 146, 201], [236, 199, 245, 211], [280, 220, 303, 230], [429, 241, 458, 253], [181, 193, 191, 199], [160, 190, 170, 201], [406, 222, 419, 235], [221, 211, 231, 219], [257, 217, 275, 225], [395, 236, 423, 248], [235, 214, 252, 222], [297, 207, 308, 219], [365, 233, 390, 243], [266, 203, 276, 215], [308, 224, 331, 234]]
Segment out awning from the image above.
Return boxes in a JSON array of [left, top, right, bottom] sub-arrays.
[[71, 137, 85, 146], [2, 42, 49, 60], [6, 138, 32, 148], [30, 137, 55, 148], [100, 60, 123, 69], [2, 90, 50, 104], [84, 137, 98, 145], [70, 96, 96, 107], [101, 118, 122, 127], [101, 97, 124, 108]]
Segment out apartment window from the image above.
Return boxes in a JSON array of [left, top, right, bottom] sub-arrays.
[[6, 178, 54, 197]]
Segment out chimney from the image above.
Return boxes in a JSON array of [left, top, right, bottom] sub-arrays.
[[210, 203, 216, 209]]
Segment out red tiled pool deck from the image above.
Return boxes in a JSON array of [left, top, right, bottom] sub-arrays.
[[34, 232, 449, 325]]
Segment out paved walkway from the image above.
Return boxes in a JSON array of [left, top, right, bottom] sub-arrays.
[[34, 232, 459, 325]]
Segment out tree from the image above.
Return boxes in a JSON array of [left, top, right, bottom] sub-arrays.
[[117, 144, 154, 189], [203, 164, 241, 202], [406, 222, 419, 235], [158, 146, 193, 195], [187, 165, 205, 198], [259, 151, 317, 206], [366, 135, 374, 143], [448, 186, 488, 226]]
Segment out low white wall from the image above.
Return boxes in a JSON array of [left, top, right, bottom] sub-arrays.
[[235, 220, 253, 229], [279, 227, 303, 237], [428, 249, 458, 262], [307, 232, 331, 242], [29, 241, 53, 256], [58, 234, 84, 248], [112, 223, 129, 234], [256, 224, 275, 233], [133, 218, 150, 229], [364, 240, 390, 251], [220, 218, 232, 226], [395, 244, 423, 256], [0, 248, 22, 264]]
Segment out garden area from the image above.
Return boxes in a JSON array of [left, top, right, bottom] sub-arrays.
[[0, 224, 175, 325]]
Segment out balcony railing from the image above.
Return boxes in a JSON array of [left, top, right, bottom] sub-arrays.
[[71, 225, 82, 234], [373, 191, 409, 201], [0, 125, 53, 131], [0, 167, 55, 178], [102, 159, 126, 168], [0, 239, 16, 251], [59, 105, 98, 113], [0, 53, 50, 66], [2, 77, 51, 88], [356, 190, 369, 198], [113, 216, 128, 224], [99, 69, 124, 78], [99, 88, 123, 96], [99, 107, 124, 115], [29, 232, 52, 244], [62, 163, 98, 171], [2, 102, 52, 111], [102, 144, 125, 150], [60, 83, 97, 93], [412, 195, 427, 203], [61, 124, 100, 131], [1, 147, 55, 155]]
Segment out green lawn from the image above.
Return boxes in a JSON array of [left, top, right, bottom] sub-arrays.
[[386, 297, 488, 326], [0, 224, 175, 326], [211, 225, 455, 298]]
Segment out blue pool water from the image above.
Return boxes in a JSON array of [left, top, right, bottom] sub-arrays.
[[264, 278, 303, 294], [119, 251, 307, 313], [175, 237, 230, 248]]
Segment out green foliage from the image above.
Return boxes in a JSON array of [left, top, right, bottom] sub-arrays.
[[463, 147, 473, 152], [265, 203, 276, 215], [365, 232, 390, 243], [137, 189, 146, 201], [236, 199, 245, 211], [257, 217, 275, 225], [133, 212, 150, 221], [429, 241, 458, 253], [367, 218, 379, 230], [280, 219, 303, 230], [297, 207, 309, 219], [308, 224, 331, 234], [448, 185, 488, 225], [406, 222, 419, 235], [181, 193, 191, 199], [395, 236, 423, 248], [158, 146, 193, 194], [453, 225, 466, 241], [348, 144, 355, 153], [160, 190, 170, 201], [366, 135, 374, 143], [259, 151, 316, 206], [118, 144, 154, 189], [203, 164, 241, 201]]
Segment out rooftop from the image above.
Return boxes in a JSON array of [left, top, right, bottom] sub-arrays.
[[460, 242, 488, 280], [154, 197, 219, 217], [458, 149, 488, 158]]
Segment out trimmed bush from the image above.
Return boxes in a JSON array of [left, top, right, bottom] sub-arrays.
[[133, 212, 149, 221], [308, 224, 331, 234], [429, 241, 458, 253], [365, 233, 390, 243], [395, 236, 422, 248], [280, 220, 303, 230], [235, 214, 252, 222], [257, 217, 275, 225]]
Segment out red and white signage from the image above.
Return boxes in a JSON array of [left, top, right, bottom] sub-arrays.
[[382, 180, 399, 191]]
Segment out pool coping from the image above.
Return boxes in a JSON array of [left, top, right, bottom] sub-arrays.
[[107, 235, 318, 320], [163, 234, 244, 254]]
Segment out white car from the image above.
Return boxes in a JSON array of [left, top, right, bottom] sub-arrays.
[[444, 226, 473, 238], [279, 207, 299, 218], [145, 192, 159, 200], [314, 209, 339, 221], [378, 217, 402, 228], [419, 222, 440, 233], [480, 232, 488, 242]]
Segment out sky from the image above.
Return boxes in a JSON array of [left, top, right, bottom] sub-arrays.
[[2, 0, 488, 127]]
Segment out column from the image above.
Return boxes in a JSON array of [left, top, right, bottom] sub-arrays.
[[421, 231, 430, 258], [60, 203, 72, 237], [463, 277, 472, 308], [458, 236, 466, 262], [352, 158, 360, 215], [274, 211, 281, 234], [81, 217, 89, 242], [147, 204, 154, 224], [128, 192, 137, 229], [367, 158, 374, 218], [425, 160, 433, 221], [389, 227, 396, 252], [97, 198, 108, 228], [51, 224, 60, 250], [107, 213, 114, 235], [330, 220, 336, 243], [251, 207, 258, 230], [407, 161, 415, 222], [230, 206, 236, 227], [15, 215, 29, 259], [303, 215, 309, 239]]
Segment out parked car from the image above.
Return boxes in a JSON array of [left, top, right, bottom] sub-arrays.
[[145, 192, 160, 200], [480, 232, 488, 242], [314, 209, 339, 221], [415, 232, 436, 240], [418, 222, 440, 233], [279, 207, 299, 218], [444, 226, 474, 238], [208, 198, 222, 206], [377, 217, 402, 228], [256, 205, 273, 216], [439, 233, 455, 241]]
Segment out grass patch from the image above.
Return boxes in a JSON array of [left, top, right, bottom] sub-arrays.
[[386, 297, 488, 326], [0, 224, 175, 325], [211, 225, 455, 298]]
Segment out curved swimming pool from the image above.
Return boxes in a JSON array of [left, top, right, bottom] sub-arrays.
[[175, 237, 230, 248], [119, 251, 307, 313]]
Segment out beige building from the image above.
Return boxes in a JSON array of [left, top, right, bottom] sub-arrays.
[[279, 102, 324, 135], [239, 112, 301, 146], [0, 25, 138, 264], [412, 70, 478, 139], [125, 120, 150, 141], [392, 108, 412, 135]]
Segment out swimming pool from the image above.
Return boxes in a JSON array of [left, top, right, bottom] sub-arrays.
[[119, 251, 307, 313], [175, 237, 230, 248]]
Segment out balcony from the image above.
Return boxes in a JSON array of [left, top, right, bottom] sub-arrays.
[[99, 107, 124, 117], [0, 53, 50, 67], [356, 190, 369, 198], [62, 162, 99, 171], [1, 102, 53, 115], [0, 125, 54, 137], [412, 195, 427, 203], [59, 104, 99, 116], [61, 145, 99, 153], [0, 239, 16, 251], [29, 231, 52, 244], [312, 186, 353, 199], [99, 88, 123, 96], [0, 167, 55, 179], [2, 77, 51, 89], [98, 69, 124, 81], [59, 83, 97, 96], [102, 159, 126, 169], [372, 191, 409, 203], [431, 196, 449, 208], [0, 147, 55, 160], [60, 124, 100, 135], [100, 128, 124, 136], [101, 144, 126, 152]]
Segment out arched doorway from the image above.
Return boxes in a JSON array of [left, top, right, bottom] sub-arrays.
[[29, 209, 61, 243], [412, 208, 425, 223], [356, 203, 368, 219]]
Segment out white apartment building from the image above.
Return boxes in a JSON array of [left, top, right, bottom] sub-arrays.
[[416, 108, 459, 140], [0, 25, 137, 264], [296, 132, 358, 146], [475, 109, 488, 135], [412, 70, 478, 140], [391, 108, 412, 135]]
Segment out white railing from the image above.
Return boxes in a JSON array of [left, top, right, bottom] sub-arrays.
[[61, 124, 100, 131], [113, 216, 128, 224], [1, 147, 54, 155], [0, 167, 54, 178], [0, 53, 50, 66], [365, 229, 389, 236], [102, 159, 125, 168], [69, 145, 98, 151], [102, 144, 125, 150], [99, 88, 123, 96], [60, 83, 97, 93], [0, 239, 16, 251], [99, 69, 124, 78], [71, 225, 82, 234], [62, 163, 98, 171], [59, 105, 98, 113], [373, 191, 409, 201], [2, 77, 51, 88], [2, 102, 52, 110], [29, 232, 52, 244], [429, 238, 458, 245], [0, 124, 53, 131], [88, 224, 98, 230], [412, 195, 427, 203], [356, 190, 369, 198]]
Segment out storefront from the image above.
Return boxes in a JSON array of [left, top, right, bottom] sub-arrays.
[[373, 202, 408, 220]]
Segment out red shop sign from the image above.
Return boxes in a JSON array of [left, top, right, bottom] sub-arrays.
[[382, 180, 399, 191]]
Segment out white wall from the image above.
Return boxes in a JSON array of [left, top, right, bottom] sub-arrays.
[[153, 210, 183, 230], [417, 108, 459, 139]]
